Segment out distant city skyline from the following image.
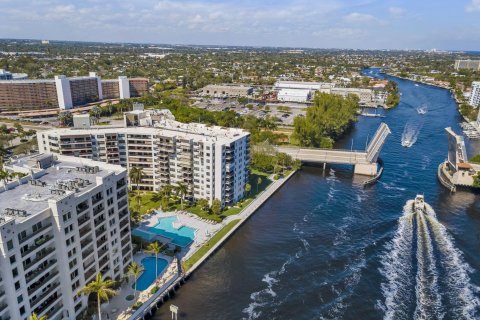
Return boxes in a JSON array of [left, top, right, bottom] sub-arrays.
[[1, 0, 480, 50]]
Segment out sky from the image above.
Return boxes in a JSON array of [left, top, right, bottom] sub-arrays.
[[1, 0, 480, 50]]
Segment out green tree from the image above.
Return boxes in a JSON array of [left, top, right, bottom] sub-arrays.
[[160, 196, 170, 211], [28, 313, 47, 320], [129, 166, 144, 190], [145, 242, 164, 278], [244, 183, 251, 197], [292, 92, 358, 147], [77, 273, 116, 320], [127, 263, 144, 300], [211, 199, 222, 215], [197, 198, 209, 211], [175, 182, 188, 209], [256, 177, 262, 193]]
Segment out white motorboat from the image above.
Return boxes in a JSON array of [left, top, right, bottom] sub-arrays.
[[413, 194, 426, 213], [417, 105, 428, 115]]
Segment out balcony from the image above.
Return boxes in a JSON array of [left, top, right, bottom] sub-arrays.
[[117, 189, 127, 199], [82, 247, 95, 260], [117, 199, 128, 210], [46, 302, 63, 319], [93, 204, 105, 216], [0, 304, 7, 314], [34, 294, 61, 317], [94, 215, 106, 226], [21, 235, 54, 258], [119, 218, 129, 229], [28, 271, 59, 297], [19, 223, 52, 244], [30, 284, 59, 309], [76, 203, 89, 215], [84, 267, 96, 282], [77, 213, 90, 227], [26, 259, 57, 284], [80, 236, 93, 248], [95, 226, 107, 239], [24, 247, 55, 272], [79, 225, 91, 238], [92, 195, 103, 206]]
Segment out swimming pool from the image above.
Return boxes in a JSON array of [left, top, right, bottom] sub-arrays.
[[150, 216, 195, 247], [134, 257, 168, 291]]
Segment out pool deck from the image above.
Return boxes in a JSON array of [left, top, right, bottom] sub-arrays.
[[101, 253, 174, 319], [137, 211, 224, 259]]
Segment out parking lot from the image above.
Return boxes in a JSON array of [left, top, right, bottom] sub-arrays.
[[192, 97, 307, 126]]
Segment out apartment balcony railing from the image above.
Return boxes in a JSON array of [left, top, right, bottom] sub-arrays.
[[26, 260, 57, 284], [77, 213, 90, 227], [19, 223, 52, 244], [24, 248, 55, 272], [28, 270, 59, 297], [21, 235, 54, 258], [30, 284, 59, 308], [79, 225, 91, 238]]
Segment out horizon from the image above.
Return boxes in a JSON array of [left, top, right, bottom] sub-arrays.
[[1, 1, 480, 51]]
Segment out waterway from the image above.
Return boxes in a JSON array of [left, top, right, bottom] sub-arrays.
[[153, 68, 480, 319]]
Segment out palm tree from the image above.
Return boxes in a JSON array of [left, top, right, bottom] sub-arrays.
[[145, 242, 165, 278], [176, 182, 188, 209], [29, 312, 47, 320], [127, 262, 144, 299], [77, 273, 116, 320], [129, 166, 145, 210], [256, 177, 262, 193], [162, 184, 173, 197], [0, 144, 7, 170], [197, 198, 209, 211], [0, 170, 9, 185], [129, 166, 145, 190]]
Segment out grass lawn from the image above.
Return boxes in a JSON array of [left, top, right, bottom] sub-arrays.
[[183, 219, 241, 271], [186, 206, 222, 222], [129, 191, 162, 215]]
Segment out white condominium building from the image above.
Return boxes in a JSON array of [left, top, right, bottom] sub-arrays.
[[37, 113, 250, 206], [469, 82, 480, 107], [0, 154, 132, 320]]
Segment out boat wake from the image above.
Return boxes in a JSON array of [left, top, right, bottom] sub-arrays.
[[417, 104, 428, 115], [379, 200, 480, 320], [401, 120, 423, 148]]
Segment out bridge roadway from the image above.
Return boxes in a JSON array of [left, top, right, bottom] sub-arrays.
[[277, 123, 391, 176]]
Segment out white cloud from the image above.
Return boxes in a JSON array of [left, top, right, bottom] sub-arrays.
[[343, 12, 376, 24], [466, 0, 480, 12], [389, 7, 406, 18]]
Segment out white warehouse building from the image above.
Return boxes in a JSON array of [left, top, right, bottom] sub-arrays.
[[0, 154, 132, 319], [277, 88, 312, 103]]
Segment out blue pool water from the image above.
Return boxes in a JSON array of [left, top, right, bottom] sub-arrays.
[[151, 216, 195, 247], [134, 257, 168, 291]]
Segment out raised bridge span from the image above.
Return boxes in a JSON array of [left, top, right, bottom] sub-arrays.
[[277, 123, 391, 176]]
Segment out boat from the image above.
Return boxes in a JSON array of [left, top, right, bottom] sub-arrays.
[[417, 105, 428, 115], [413, 194, 426, 213], [401, 139, 411, 147], [415, 84, 420, 87]]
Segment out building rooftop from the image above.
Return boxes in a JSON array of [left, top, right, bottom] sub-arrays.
[[0, 154, 125, 223], [42, 117, 249, 144]]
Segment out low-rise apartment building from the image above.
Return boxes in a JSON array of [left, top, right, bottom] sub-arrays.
[[37, 113, 250, 206], [0, 153, 132, 319]]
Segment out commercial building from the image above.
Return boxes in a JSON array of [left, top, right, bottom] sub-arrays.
[[330, 87, 375, 105], [201, 84, 253, 98], [277, 88, 312, 103], [0, 69, 28, 80], [274, 81, 374, 104], [274, 81, 334, 91], [469, 82, 480, 107], [0, 73, 149, 111], [37, 110, 250, 206], [0, 153, 132, 319], [454, 60, 480, 71]]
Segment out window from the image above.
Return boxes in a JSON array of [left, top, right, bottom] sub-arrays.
[[19, 306, 25, 315], [15, 281, 20, 290], [17, 295, 23, 303], [9, 255, 16, 264], [7, 240, 13, 251], [63, 212, 72, 222]]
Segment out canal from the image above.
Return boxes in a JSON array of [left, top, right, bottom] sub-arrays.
[[153, 69, 480, 320]]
